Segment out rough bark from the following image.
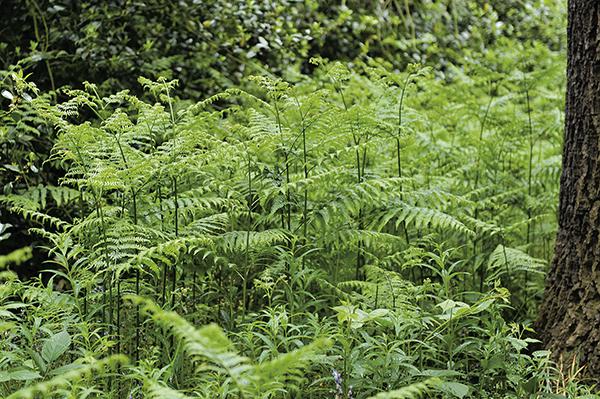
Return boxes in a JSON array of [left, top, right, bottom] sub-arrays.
[[537, 0, 600, 375]]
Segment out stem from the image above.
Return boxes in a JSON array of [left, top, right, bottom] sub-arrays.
[[170, 177, 179, 309], [285, 153, 291, 230], [27, 0, 55, 91], [243, 150, 252, 315], [133, 190, 140, 362], [525, 88, 534, 244], [473, 94, 493, 194], [525, 86, 534, 288], [159, 183, 168, 306], [337, 82, 364, 280], [398, 74, 412, 245], [274, 101, 289, 231], [297, 100, 309, 248]]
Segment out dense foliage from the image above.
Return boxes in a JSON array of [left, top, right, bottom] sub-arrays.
[[1, 1, 595, 398]]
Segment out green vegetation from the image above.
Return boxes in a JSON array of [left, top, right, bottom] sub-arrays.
[[0, 1, 594, 398]]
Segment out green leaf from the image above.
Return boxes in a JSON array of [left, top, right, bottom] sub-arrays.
[[1, 90, 13, 100], [418, 369, 463, 378], [3, 164, 20, 173], [9, 369, 42, 381], [471, 299, 495, 314], [481, 355, 504, 370], [26, 348, 47, 374], [438, 381, 469, 398], [41, 331, 71, 363], [48, 362, 84, 376], [368, 378, 440, 398]]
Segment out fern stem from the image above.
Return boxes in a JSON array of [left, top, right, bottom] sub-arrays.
[[285, 153, 291, 230], [474, 89, 494, 292], [133, 190, 140, 362], [525, 87, 534, 245], [113, 128, 141, 361], [158, 183, 168, 306], [339, 83, 364, 280], [171, 177, 179, 309], [397, 74, 412, 246], [296, 97, 310, 266], [525, 86, 534, 289], [473, 93, 493, 194], [243, 149, 252, 315], [274, 101, 290, 231]]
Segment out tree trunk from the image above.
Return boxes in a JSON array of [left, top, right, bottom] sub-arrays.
[[537, 0, 600, 375]]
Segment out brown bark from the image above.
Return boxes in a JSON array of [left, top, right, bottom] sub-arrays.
[[536, 0, 600, 375]]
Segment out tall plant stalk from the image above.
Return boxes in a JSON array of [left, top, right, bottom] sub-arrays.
[[397, 72, 414, 247], [242, 148, 253, 316], [524, 85, 535, 288], [171, 176, 179, 309], [474, 88, 494, 292]]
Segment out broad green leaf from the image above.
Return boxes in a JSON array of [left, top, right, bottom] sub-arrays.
[[27, 348, 47, 374], [1, 90, 13, 100], [418, 369, 463, 378], [9, 369, 42, 381], [48, 362, 84, 376], [3, 164, 20, 173], [41, 331, 71, 363], [438, 381, 469, 398]]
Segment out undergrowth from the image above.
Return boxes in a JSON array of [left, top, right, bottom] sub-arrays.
[[0, 11, 595, 398]]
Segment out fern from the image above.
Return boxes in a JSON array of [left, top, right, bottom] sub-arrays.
[[132, 296, 331, 397], [6, 355, 128, 399], [143, 380, 193, 399], [486, 244, 546, 282], [368, 378, 440, 399]]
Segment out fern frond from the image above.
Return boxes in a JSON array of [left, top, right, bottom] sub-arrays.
[[143, 380, 193, 399], [6, 355, 129, 399], [249, 337, 331, 391], [7, 206, 70, 230], [368, 378, 440, 399], [486, 244, 546, 282]]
